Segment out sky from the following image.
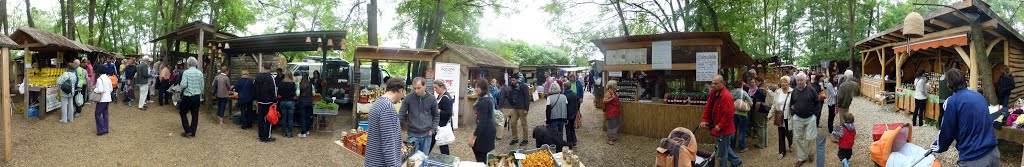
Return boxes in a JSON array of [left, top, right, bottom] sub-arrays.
[[24, 0, 564, 55]]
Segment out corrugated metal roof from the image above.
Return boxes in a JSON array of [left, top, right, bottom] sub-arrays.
[[440, 43, 517, 68]]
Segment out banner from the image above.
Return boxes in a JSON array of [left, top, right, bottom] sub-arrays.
[[434, 62, 461, 129]]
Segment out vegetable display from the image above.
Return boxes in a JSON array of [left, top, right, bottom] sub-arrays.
[[314, 101, 339, 110]]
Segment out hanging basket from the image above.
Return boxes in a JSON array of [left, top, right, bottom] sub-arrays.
[[903, 12, 925, 38]]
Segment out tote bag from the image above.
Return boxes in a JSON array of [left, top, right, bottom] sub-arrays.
[[435, 122, 456, 145]]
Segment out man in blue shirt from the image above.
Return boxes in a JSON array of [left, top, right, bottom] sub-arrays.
[[931, 68, 1000, 166]]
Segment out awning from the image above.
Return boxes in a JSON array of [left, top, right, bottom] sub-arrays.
[[892, 34, 968, 55]]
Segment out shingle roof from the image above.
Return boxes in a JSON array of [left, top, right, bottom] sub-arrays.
[[441, 43, 517, 68]]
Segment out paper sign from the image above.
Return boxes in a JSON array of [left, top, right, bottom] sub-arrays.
[[652, 41, 672, 69], [609, 71, 622, 77], [696, 52, 719, 81]]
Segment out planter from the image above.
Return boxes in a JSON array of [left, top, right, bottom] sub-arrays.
[[314, 108, 338, 115]]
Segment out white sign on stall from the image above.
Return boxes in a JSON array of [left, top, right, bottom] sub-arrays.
[[652, 41, 672, 69], [609, 71, 622, 77], [696, 52, 719, 81], [434, 62, 461, 129]]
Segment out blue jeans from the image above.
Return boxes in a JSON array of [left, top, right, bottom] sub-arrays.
[[407, 135, 433, 154], [278, 101, 295, 136], [816, 133, 826, 167], [732, 115, 749, 151], [716, 134, 742, 167], [216, 98, 230, 117]]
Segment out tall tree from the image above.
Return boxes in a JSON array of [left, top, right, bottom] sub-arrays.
[[848, 0, 855, 69], [89, 0, 95, 44], [1, 0, 7, 35], [367, 0, 378, 46], [67, 0, 76, 40], [24, 0, 33, 28]]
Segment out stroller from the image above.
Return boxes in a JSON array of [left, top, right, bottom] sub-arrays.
[[869, 123, 940, 167], [654, 127, 716, 167]]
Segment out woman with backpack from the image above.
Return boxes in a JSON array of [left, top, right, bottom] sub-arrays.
[[57, 63, 78, 123]]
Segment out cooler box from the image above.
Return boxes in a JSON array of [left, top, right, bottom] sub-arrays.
[[872, 123, 904, 141], [358, 121, 369, 131]]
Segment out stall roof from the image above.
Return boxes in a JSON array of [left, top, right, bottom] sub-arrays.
[[216, 31, 346, 54], [0, 35, 18, 48], [590, 32, 755, 67], [354, 46, 440, 62], [149, 21, 239, 44], [11, 27, 91, 52], [855, 0, 1024, 51], [560, 67, 589, 72], [439, 43, 517, 68]]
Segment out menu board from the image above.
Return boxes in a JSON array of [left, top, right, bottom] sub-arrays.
[[696, 52, 719, 81], [605, 48, 647, 65], [651, 41, 672, 69]]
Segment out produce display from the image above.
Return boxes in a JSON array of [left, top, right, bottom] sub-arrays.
[[521, 149, 555, 167], [343, 131, 369, 156], [487, 154, 516, 167], [314, 101, 339, 110], [359, 88, 385, 103], [27, 68, 64, 87]]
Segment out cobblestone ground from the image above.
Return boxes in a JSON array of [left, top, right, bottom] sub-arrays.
[[3, 93, 1021, 166]]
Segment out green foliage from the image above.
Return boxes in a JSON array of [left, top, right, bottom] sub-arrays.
[[392, 0, 508, 49], [314, 100, 339, 109], [479, 38, 582, 66]]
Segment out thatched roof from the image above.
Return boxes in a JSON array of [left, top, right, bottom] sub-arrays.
[[10, 27, 90, 52], [0, 35, 18, 48], [440, 43, 517, 68]]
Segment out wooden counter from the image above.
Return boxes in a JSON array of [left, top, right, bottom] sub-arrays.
[[618, 101, 714, 144]]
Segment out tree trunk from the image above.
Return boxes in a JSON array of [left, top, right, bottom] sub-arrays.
[[612, 0, 629, 36], [422, 0, 444, 49], [59, 0, 66, 36], [24, 0, 32, 28], [1, 0, 7, 35], [68, 0, 76, 41], [368, 0, 378, 46], [972, 20, 997, 104], [847, 0, 854, 70], [697, 0, 719, 31], [89, 0, 95, 45]]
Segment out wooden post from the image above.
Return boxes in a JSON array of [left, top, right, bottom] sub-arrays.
[[2, 47, 11, 162], [896, 52, 903, 89], [969, 41, 979, 90], [197, 30, 205, 70], [878, 50, 886, 93]]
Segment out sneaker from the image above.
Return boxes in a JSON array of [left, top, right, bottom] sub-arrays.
[[74, 113, 81, 117], [509, 140, 519, 146], [299, 133, 307, 138]]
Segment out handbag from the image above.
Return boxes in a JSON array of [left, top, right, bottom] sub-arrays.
[[773, 92, 791, 126], [734, 99, 750, 112], [435, 122, 456, 145]]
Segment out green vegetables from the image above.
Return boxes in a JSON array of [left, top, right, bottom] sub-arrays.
[[314, 101, 339, 110]]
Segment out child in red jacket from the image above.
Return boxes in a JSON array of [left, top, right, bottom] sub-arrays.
[[831, 113, 855, 167]]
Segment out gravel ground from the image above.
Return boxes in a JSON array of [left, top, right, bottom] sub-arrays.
[[2, 94, 1021, 166]]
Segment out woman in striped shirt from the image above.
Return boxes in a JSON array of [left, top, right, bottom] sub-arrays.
[[365, 77, 408, 167]]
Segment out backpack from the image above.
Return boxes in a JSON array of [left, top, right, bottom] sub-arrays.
[[60, 75, 74, 94]]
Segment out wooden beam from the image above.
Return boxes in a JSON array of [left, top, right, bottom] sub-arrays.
[[929, 19, 953, 29], [896, 52, 904, 89], [985, 30, 1005, 39], [355, 52, 436, 62], [603, 63, 697, 71], [955, 46, 971, 67], [925, 26, 938, 33], [2, 48, 11, 162], [1006, 40, 1010, 67], [599, 38, 725, 50], [986, 38, 1004, 56]]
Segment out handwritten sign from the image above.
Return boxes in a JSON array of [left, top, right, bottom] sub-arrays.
[[696, 52, 719, 81], [652, 41, 672, 69]]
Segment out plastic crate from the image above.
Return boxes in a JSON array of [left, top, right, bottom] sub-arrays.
[[517, 144, 560, 167], [314, 108, 338, 115], [419, 153, 460, 167]]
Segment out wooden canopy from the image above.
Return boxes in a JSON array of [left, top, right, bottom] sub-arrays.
[[215, 31, 347, 54], [438, 43, 517, 68], [149, 21, 238, 44], [0, 35, 19, 49], [11, 27, 92, 52], [353, 46, 440, 62], [854, 0, 1024, 99], [591, 32, 754, 71]]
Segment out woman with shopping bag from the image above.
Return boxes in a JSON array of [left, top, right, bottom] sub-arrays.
[[431, 79, 456, 155]]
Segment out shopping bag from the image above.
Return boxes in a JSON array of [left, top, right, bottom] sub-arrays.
[[435, 122, 456, 145], [267, 104, 280, 125]]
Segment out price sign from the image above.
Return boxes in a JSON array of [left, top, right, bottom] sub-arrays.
[[696, 52, 719, 81]]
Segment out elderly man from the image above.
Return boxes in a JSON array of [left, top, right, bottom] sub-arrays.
[[789, 72, 820, 166], [700, 75, 742, 167], [931, 68, 1001, 166], [835, 70, 859, 131], [73, 59, 87, 117], [135, 57, 153, 110], [178, 57, 205, 138]]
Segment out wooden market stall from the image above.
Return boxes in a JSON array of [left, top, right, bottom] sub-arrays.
[[436, 43, 518, 127], [351, 46, 440, 127], [855, 0, 1024, 144], [591, 32, 755, 143], [11, 27, 101, 118], [0, 34, 19, 162]]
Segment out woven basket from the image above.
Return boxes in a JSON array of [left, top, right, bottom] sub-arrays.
[[903, 12, 925, 38]]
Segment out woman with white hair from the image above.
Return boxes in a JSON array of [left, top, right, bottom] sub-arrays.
[[545, 82, 568, 143]]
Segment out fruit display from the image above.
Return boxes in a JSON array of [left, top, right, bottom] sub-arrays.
[[521, 149, 555, 167], [27, 68, 64, 87], [343, 131, 369, 156]]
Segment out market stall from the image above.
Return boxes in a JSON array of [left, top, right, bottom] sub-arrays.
[[591, 32, 755, 142], [350, 46, 439, 128], [436, 43, 518, 127], [854, 0, 1024, 123], [11, 27, 101, 118]]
